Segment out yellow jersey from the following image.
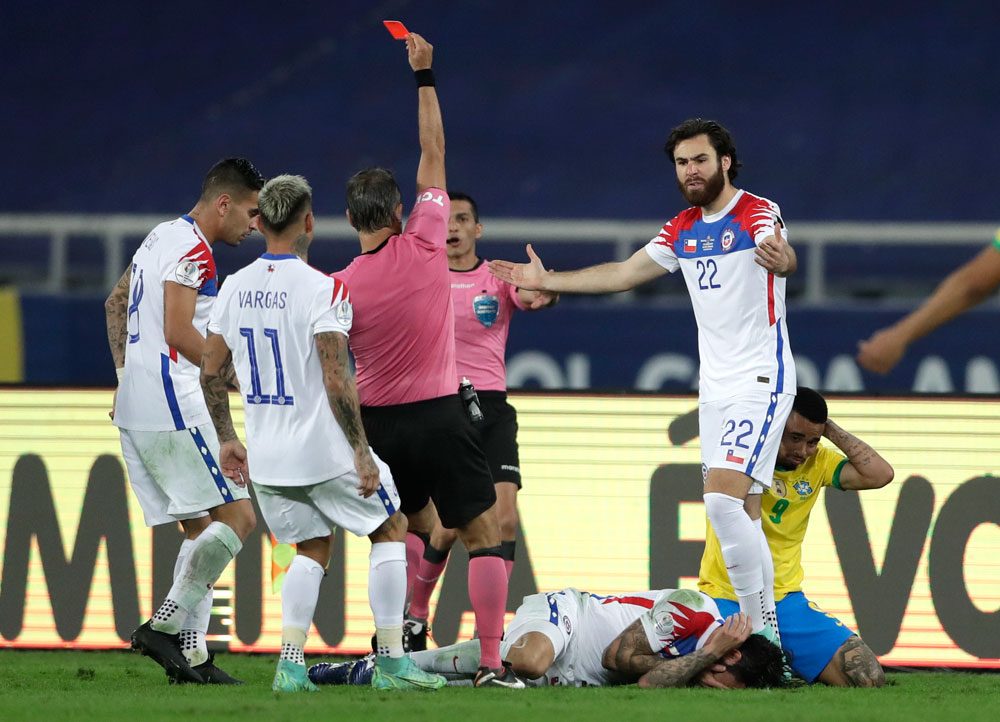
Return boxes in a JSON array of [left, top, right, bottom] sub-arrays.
[[698, 444, 848, 602]]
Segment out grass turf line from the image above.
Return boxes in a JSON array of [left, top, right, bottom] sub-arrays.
[[0, 650, 997, 722]]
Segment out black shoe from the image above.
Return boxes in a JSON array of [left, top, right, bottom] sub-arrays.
[[170, 653, 244, 685], [474, 662, 526, 689], [404, 614, 429, 652], [131, 621, 203, 684]]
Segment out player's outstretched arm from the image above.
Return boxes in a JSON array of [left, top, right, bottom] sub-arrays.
[[316, 331, 380, 498], [491, 245, 666, 294], [857, 243, 1000, 374], [200, 331, 248, 486], [407, 32, 445, 194], [824, 419, 894, 490]]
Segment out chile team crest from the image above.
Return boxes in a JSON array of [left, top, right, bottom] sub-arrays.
[[721, 228, 735, 251], [473, 294, 499, 327]]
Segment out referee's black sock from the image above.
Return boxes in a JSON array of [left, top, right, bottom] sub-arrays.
[[468, 545, 503, 559], [499, 540, 516, 562]]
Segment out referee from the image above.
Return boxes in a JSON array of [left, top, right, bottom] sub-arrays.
[[333, 31, 523, 689]]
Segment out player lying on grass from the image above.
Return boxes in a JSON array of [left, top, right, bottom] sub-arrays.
[[310, 587, 785, 689]]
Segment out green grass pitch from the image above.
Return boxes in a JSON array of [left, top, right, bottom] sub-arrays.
[[1, 650, 997, 722]]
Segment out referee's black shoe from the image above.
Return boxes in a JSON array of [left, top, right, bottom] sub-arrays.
[[170, 653, 244, 685], [474, 662, 526, 689], [404, 614, 429, 652], [130, 621, 203, 684]]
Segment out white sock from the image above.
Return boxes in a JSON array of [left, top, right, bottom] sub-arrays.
[[704, 492, 766, 632], [280, 628, 307, 667], [173, 539, 211, 666], [369, 542, 406, 658], [410, 639, 482, 675], [151, 521, 241, 635], [754, 518, 780, 639], [281, 554, 325, 641]]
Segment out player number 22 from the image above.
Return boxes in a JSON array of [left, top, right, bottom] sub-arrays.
[[720, 418, 753, 448], [696, 259, 721, 289], [239, 327, 295, 406]]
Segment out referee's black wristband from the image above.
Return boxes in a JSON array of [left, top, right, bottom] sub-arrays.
[[414, 69, 435, 87]]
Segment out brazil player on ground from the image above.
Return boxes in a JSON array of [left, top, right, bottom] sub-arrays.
[[311, 587, 785, 689], [699, 387, 893, 686], [491, 119, 797, 641], [201, 174, 445, 693], [105, 158, 263, 684]]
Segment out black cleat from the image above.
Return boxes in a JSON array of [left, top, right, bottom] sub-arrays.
[[474, 662, 526, 689], [131, 621, 203, 684], [171, 653, 244, 685], [404, 614, 429, 652]]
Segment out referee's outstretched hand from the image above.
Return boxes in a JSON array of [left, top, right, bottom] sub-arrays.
[[406, 32, 433, 71]]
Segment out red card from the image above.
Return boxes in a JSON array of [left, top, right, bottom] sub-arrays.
[[383, 20, 409, 39]]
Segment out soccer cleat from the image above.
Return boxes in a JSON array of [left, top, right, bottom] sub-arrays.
[[309, 654, 376, 686], [272, 658, 320, 693], [756, 622, 782, 646], [130, 621, 203, 684], [192, 654, 244, 685], [404, 614, 429, 652], [371, 654, 447, 691], [473, 662, 526, 689]]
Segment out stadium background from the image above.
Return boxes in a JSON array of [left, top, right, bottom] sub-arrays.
[[1, 1, 998, 669]]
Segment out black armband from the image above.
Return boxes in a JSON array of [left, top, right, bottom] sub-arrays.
[[414, 69, 435, 87]]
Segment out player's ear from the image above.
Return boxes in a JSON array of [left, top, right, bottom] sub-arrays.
[[721, 649, 741, 666], [475, 222, 483, 240], [216, 193, 232, 217], [395, 203, 404, 221], [345, 209, 356, 230], [721, 155, 732, 174], [305, 211, 314, 234]]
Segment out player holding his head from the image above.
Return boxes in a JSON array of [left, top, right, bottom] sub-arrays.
[[200, 174, 446, 692], [105, 157, 264, 684], [699, 387, 893, 686], [334, 33, 522, 688], [404, 190, 558, 649], [312, 587, 786, 690], [491, 119, 798, 641]]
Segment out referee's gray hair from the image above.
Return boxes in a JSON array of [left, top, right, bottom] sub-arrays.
[[258, 174, 313, 234]]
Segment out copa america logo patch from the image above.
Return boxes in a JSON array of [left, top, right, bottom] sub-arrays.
[[335, 299, 354, 326], [174, 261, 202, 287], [721, 229, 735, 252], [653, 610, 674, 637]]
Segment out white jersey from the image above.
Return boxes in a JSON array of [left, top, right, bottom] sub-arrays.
[[558, 588, 723, 686], [208, 253, 357, 486], [644, 189, 796, 402], [114, 215, 217, 431]]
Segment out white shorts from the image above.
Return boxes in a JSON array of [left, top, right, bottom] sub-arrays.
[[500, 589, 587, 687], [699, 391, 795, 492], [120, 424, 250, 527], [254, 455, 401, 542]]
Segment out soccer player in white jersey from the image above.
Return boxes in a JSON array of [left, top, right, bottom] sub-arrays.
[[201, 174, 446, 693], [311, 587, 785, 689], [490, 119, 798, 642], [105, 157, 263, 684]]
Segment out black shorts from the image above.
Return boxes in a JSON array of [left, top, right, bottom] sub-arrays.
[[361, 395, 496, 529], [476, 392, 521, 488]]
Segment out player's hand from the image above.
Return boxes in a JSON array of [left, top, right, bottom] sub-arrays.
[[529, 290, 560, 310], [109, 387, 118, 421], [754, 220, 794, 276], [857, 326, 908, 374], [354, 448, 380, 498], [406, 32, 433, 71], [219, 439, 250, 487], [706, 613, 753, 657], [490, 244, 549, 291], [695, 664, 732, 689]]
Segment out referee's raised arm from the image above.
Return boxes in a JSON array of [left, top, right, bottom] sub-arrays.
[[406, 33, 445, 194]]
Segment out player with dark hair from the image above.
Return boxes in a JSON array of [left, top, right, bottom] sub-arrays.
[[404, 190, 558, 649], [105, 157, 264, 684], [333, 32, 521, 688], [699, 387, 893, 686], [311, 588, 786, 690], [491, 118, 797, 643], [857, 228, 1000, 374], [201, 174, 446, 692]]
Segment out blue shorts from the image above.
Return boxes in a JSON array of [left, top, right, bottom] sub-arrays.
[[714, 592, 856, 682]]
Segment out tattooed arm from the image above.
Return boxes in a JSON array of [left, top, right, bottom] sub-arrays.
[[818, 635, 886, 687], [825, 419, 894, 490], [105, 266, 131, 370], [200, 331, 248, 485], [315, 331, 380, 498]]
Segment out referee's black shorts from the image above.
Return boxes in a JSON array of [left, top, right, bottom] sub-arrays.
[[361, 394, 496, 529], [475, 391, 521, 488]]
